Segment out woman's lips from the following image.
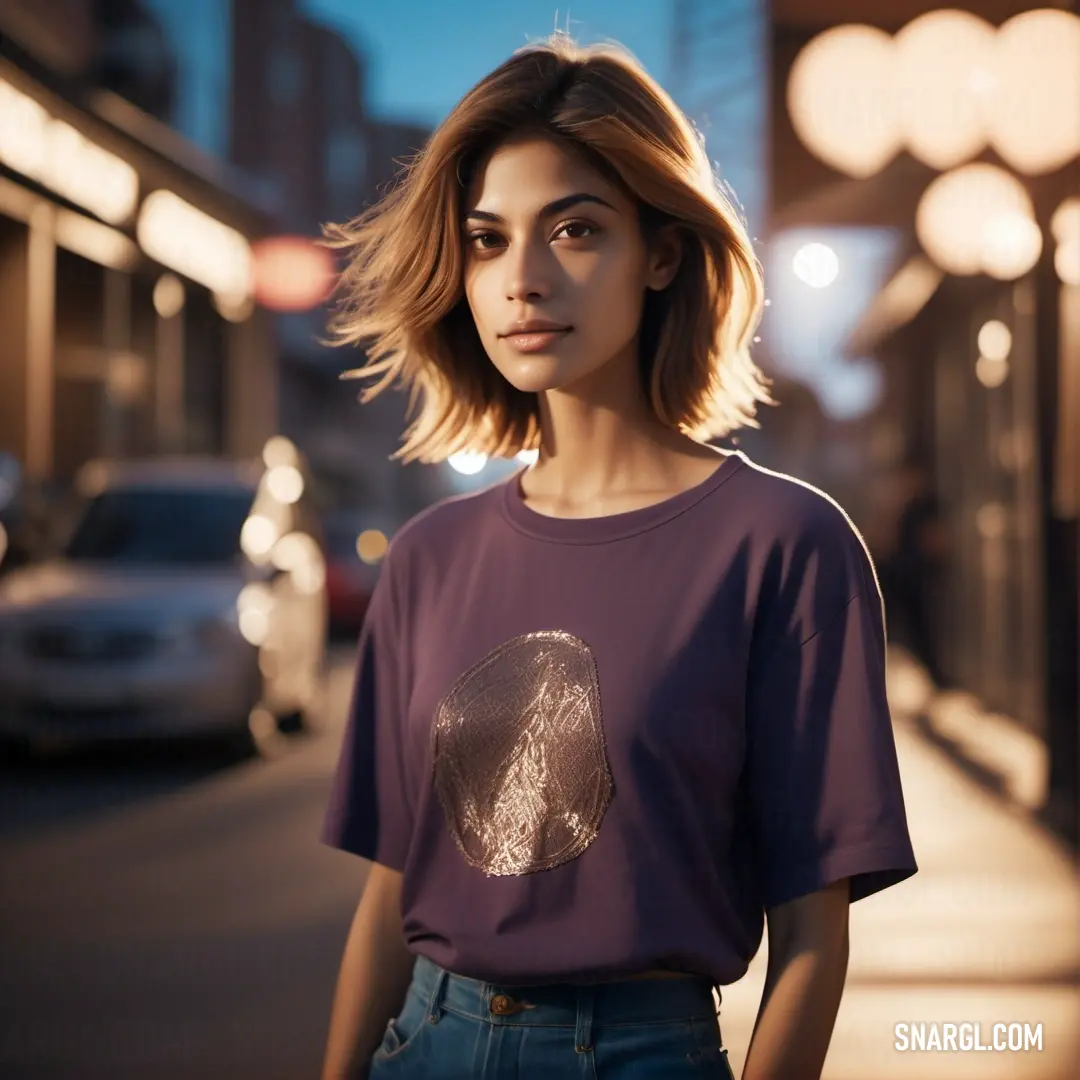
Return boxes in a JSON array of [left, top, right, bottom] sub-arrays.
[[502, 329, 572, 353]]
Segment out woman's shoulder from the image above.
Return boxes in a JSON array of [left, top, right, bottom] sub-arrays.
[[383, 476, 507, 567], [727, 457, 883, 644], [725, 454, 865, 551]]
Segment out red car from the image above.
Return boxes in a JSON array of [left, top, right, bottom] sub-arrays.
[[322, 515, 390, 638]]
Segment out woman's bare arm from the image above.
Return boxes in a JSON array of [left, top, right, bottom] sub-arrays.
[[321, 863, 418, 1080], [740, 878, 851, 1080]]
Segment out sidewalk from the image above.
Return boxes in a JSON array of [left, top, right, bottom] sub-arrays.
[[717, 652, 1080, 1080]]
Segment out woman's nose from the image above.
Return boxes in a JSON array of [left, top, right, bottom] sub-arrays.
[[504, 239, 554, 302]]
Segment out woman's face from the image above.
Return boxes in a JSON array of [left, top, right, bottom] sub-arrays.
[[462, 135, 679, 396]]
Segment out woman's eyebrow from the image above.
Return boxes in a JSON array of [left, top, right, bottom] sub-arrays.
[[463, 192, 616, 224]]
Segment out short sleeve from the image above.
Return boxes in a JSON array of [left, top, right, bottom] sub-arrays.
[[744, 504, 918, 910], [320, 546, 414, 870]]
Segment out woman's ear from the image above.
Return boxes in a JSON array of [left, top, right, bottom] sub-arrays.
[[645, 224, 683, 292]]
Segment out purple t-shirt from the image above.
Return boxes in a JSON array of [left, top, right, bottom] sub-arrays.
[[321, 451, 917, 986]]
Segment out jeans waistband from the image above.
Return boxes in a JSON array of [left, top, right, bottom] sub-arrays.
[[409, 954, 718, 1028]]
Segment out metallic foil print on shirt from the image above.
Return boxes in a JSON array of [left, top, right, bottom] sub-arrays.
[[432, 630, 612, 877]]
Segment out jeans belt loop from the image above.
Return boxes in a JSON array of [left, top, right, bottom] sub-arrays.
[[427, 966, 449, 1024]]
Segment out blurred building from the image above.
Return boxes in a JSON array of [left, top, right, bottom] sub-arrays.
[[669, 0, 768, 241], [229, 0, 444, 521], [0, 0, 279, 488], [769, 0, 1080, 844], [139, 0, 230, 158]]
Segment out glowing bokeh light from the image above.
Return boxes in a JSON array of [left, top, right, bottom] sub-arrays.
[[137, 189, 253, 306], [252, 235, 336, 313], [981, 212, 1043, 282], [1051, 198, 1080, 286], [1051, 198, 1080, 246], [240, 515, 278, 559], [976, 355, 1009, 389], [238, 608, 270, 646], [787, 25, 901, 178], [270, 532, 316, 571], [237, 582, 274, 645], [265, 464, 304, 504], [792, 242, 840, 288], [985, 9, 1080, 175], [915, 164, 1036, 278], [448, 451, 488, 475], [262, 435, 298, 470], [153, 274, 185, 319], [356, 529, 389, 565], [977, 320, 1012, 362], [1055, 239, 1080, 287], [893, 10, 996, 170]]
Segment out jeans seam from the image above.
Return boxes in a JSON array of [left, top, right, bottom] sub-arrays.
[[436, 1003, 717, 1029]]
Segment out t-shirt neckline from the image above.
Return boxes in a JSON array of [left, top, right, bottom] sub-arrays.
[[500, 449, 746, 544]]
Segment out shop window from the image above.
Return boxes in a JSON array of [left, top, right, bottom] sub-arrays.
[[182, 287, 226, 455], [53, 248, 105, 480]]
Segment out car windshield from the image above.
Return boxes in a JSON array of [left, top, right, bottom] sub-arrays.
[[65, 487, 254, 564]]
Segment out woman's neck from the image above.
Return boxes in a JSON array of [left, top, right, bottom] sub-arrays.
[[524, 394, 717, 514]]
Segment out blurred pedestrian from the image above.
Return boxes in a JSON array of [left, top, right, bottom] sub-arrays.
[[318, 33, 917, 1080], [881, 460, 950, 688]]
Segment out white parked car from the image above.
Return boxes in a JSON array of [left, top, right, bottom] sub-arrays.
[[0, 457, 327, 755]]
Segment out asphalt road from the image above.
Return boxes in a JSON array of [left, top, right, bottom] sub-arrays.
[[0, 646, 367, 1080]]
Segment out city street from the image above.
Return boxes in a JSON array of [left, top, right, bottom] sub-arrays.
[[1, 649, 1078, 1080], [0, 647, 369, 1080]]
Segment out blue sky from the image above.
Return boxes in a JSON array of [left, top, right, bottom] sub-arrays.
[[302, 0, 673, 128], [301, 0, 765, 231]]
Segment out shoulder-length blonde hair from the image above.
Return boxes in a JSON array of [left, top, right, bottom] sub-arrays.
[[325, 32, 769, 464]]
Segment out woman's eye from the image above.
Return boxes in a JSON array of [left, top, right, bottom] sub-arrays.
[[555, 220, 596, 240], [468, 232, 502, 250], [466, 221, 597, 252]]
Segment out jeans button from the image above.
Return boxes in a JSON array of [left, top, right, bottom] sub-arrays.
[[490, 994, 517, 1015]]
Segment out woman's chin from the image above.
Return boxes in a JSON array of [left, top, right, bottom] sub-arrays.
[[496, 357, 568, 394]]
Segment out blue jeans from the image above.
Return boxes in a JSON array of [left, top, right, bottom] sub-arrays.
[[369, 954, 735, 1078]]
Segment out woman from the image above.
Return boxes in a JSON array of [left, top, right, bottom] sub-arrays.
[[319, 33, 917, 1080]]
